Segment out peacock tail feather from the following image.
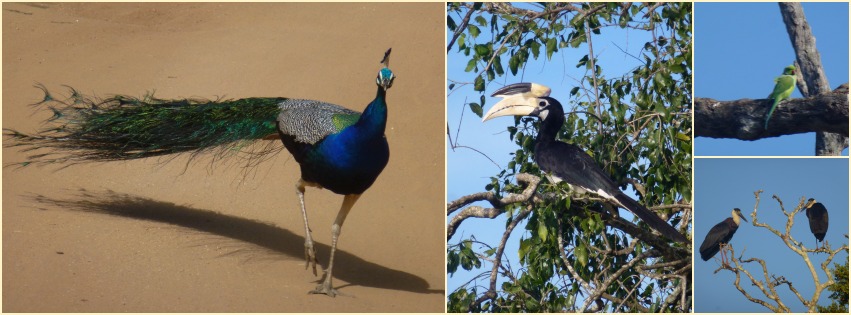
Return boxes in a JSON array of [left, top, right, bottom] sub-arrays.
[[4, 84, 287, 167]]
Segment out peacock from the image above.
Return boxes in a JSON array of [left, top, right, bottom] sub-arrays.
[[4, 48, 396, 297]]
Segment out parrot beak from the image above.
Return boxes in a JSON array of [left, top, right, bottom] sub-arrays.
[[482, 82, 552, 122]]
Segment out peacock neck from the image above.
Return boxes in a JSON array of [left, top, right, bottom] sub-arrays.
[[355, 86, 388, 137]]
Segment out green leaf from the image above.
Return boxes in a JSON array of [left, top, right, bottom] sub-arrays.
[[474, 75, 485, 92], [493, 56, 504, 75], [575, 244, 588, 268], [509, 55, 519, 75], [475, 15, 487, 27], [531, 40, 541, 59], [465, 58, 477, 72], [447, 16, 457, 31], [469, 102, 483, 117], [537, 221, 548, 242], [546, 38, 557, 60], [468, 25, 481, 38], [475, 44, 490, 56]]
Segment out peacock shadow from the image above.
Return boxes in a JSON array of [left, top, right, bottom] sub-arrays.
[[28, 189, 443, 295]]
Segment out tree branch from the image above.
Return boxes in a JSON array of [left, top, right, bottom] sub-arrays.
[[447, 4, 475, 53], [694, 90, 849, 140], [470, 206, 533, 311], [446, 173, 541, 240]]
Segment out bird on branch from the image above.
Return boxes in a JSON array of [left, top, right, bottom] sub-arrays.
[[802, 198, 829, 250], [699, 208, 747, 265], [765, 64, 796, 129], [481, 82, 689, 244]]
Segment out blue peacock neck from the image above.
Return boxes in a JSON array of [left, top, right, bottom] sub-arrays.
[[354, 86, 388, 138]]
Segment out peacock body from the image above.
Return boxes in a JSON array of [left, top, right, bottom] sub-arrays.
[[4, 49, 397, 297], [276, 91, 389, 195]]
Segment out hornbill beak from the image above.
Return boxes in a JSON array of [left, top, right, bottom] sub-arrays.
[[482, 83, 552, 122]]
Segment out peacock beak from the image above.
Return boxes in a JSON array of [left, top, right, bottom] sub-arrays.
[[377, 68, 395, 90]]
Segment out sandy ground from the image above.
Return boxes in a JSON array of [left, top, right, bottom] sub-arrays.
[[2, 3, 444, 312]]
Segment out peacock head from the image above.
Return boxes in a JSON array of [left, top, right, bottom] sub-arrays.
[[377, 67, 395, 91], [376, 48, 395, 90]]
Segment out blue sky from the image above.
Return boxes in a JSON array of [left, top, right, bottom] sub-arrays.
[[447, 3, 689, 306], [694, 2, 849, 156], [694, 158, 849, 313]]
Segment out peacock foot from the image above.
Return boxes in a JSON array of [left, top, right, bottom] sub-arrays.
[[309, 274, 339, 297]]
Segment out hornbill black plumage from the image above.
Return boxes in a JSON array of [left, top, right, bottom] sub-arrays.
[[803, 198, 828, 249], [699, 208, 747, 264], [482, 83, 688, 243]]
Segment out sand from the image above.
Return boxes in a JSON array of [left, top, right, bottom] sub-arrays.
[[2, 3, 445, 312]]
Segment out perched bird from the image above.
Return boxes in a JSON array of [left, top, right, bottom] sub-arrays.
[[699, 208, 747, 264], [4, 49, 396, 297], [803, 198, 829, 250], [765, 64, 796, 129], [482, 82, 688, 244]]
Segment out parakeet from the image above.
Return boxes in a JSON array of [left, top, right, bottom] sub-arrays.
[[765, 64, 796, 129]]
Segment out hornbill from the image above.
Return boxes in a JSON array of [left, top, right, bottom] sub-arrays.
[[699, 208, 747, 264], [482, 82, 688, 243], [803, 198, 828, 249]]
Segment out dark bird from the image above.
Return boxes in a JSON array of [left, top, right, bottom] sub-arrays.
[[803, 198, 828, 250], [4, 49, 396, 297], [482, 82, 688, 243], [699, 208, 747, 264]]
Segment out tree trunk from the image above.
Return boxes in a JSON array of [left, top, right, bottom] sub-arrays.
[[779, 3, 848, 155]]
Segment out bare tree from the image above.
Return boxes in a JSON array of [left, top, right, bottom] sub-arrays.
[[711, 190, 849, 312]]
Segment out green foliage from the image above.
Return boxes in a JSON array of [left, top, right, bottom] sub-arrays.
[[818, 260, 849, 313], [448, 2, 692, 312]]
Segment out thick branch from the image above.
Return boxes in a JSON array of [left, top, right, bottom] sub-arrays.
[[446, 173, 541, 240], [694, 91, 849, 140]]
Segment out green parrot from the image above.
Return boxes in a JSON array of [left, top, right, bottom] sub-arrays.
[[765, 64, 796, 129]]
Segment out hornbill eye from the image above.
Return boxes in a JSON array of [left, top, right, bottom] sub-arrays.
[[539, 100, 547, 107]]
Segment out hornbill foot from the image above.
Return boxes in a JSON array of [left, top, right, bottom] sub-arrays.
[[304, 240, 319, 276]]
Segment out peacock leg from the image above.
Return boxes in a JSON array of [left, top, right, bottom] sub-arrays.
[[310, 193, 360, 297], [296, 179, 320, 276]]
